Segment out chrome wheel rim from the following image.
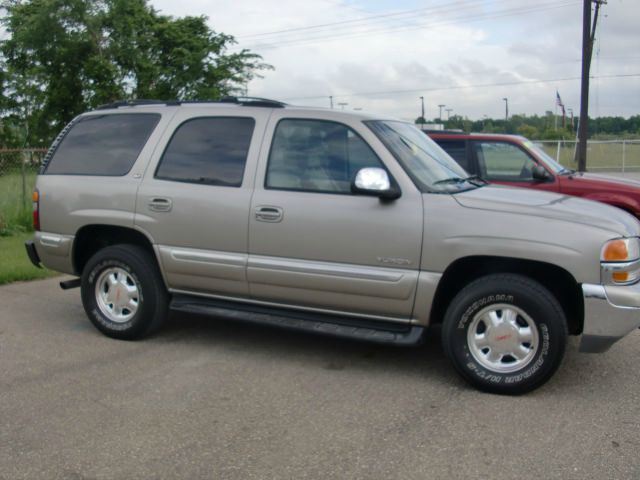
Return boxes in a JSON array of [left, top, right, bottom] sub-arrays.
[[95, 267, 140, 323], [467, 303, 539, 373]]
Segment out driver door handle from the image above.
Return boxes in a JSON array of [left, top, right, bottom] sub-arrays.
[[255, 206, 283, 223]]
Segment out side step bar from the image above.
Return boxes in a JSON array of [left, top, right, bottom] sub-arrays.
[[170, 294, 424, 346], [60, 278, 81, 290]]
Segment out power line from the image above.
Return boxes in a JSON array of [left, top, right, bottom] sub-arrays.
[[236, 2, 579, 51], [237, 0, 495, 39], [282, 73, 640, 102], [237, 1, 580, 51]]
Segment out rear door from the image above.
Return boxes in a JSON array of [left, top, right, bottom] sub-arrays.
[[135, 107, 271, 297], [247, 113, 424, 320]]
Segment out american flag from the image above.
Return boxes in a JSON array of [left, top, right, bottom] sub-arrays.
[[556, 91, 564, 107]]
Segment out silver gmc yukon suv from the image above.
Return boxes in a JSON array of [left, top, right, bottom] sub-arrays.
[[25, 97, 640, 394]]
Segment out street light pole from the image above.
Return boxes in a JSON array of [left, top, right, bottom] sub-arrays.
[[420, 96, 425, 120], [438, 104, 445, 121], [446, 108, 453, 120], [329, 96, 334, 109], [568, 108, 574, 129], [337, 102, 348, 110], [502, 98, 509, 123]]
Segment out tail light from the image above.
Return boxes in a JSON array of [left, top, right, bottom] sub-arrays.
[[32, 189, 40, 231]]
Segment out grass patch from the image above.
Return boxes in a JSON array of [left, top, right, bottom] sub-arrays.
[[537, 141, 640, 170], [0, 169, 38, 235], [0, 232, 58, 285]]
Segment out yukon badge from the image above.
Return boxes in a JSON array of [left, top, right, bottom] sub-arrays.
[[377, 256, 411, 266]]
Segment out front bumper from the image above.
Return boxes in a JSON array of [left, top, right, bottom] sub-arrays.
[[580, 283, 640, 352]]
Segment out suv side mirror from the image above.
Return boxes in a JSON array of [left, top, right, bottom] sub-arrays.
[[352, 168, 401, 200], [532, 165, 551, 182]]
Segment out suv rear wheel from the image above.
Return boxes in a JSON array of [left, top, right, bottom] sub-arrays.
[[442, 274, 567, 394], [81, 244, 168, 340]]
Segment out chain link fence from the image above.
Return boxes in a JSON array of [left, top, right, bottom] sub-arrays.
[[535, 140, 640, 173], [0, 149, 47, 234], [1, 140, 640, 234]]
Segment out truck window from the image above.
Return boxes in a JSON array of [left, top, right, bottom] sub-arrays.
[[155, 117, 255, 187], [475, 141, 538, 182], [45, 113, 160, 176], [435, 140, 471, 173], [266, 119, 383, 194]]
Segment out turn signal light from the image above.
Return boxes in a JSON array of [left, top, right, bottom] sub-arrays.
[[602, 239, 628, 261], [612, 271, 629, 282]]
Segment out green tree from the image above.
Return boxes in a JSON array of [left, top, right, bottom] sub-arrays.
[[0, 0, 271, 146], [517, 124, 539, 139]]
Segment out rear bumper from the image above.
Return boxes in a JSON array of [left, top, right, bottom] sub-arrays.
[[27, 232, 76, 275], [24, 240, 42, 268], [580, 283, 640, 353]]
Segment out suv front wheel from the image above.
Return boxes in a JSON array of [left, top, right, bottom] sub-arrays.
[[442, 274, 568, 395], [81, 244, 168, 340]]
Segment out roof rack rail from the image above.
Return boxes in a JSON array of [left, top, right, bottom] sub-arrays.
[[219, 96, 287, 108], [95, 96, 287, 110], [96, 99, 181, 110]]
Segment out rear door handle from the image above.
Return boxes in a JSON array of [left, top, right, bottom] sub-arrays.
[[148, 197, 173, 212], [255, 206, 283, 223]]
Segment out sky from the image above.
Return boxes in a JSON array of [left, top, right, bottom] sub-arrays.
[[149, 0, 639, 121]]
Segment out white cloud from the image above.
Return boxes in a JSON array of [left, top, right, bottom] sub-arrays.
[[150, 0, 640, 120]]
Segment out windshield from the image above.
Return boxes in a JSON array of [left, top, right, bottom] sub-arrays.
[[366, 120, 477, 192], [522, 140, 569, 173]]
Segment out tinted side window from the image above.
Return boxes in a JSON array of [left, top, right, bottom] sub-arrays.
[[45, 114, 160, 175], [266, 119, 383, 193], [156, 117, 255, 187], [434, 140, 470, 172], [475, 141, 537, 181]]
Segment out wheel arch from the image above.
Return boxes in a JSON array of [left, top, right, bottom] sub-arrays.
[[73, 224, 161, 280], [429, 255, 584, 335]]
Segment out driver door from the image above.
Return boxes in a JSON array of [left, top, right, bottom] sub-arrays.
[[247, 115, 424, 320]]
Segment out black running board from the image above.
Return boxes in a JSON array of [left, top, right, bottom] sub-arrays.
[[170, 294, 424, 346]]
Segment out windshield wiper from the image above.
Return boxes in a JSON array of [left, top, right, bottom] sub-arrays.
[[433, 177, 468, 185], [464, 175, 488, 185]]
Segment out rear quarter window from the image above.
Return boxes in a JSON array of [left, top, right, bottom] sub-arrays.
[[44, 113, 160, 176]]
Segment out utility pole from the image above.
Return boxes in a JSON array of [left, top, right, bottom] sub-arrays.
[[420, 96, 425, 121], [329, 96, 334, 109], [438, 104, 445, 121], [576, 0, 607, 172], [502, 98, 509, 123]]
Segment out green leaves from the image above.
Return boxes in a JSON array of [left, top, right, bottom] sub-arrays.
[[0, 0, 271, 146]]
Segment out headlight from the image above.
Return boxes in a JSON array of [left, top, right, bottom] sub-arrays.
[[601, 238, 640, 285]]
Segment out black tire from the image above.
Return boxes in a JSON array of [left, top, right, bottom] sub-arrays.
[[81, 244, 168, 340], [441, 274, 567, 395]]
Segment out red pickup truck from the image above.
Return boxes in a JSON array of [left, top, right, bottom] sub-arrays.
[[428, 132, 640, 218]]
